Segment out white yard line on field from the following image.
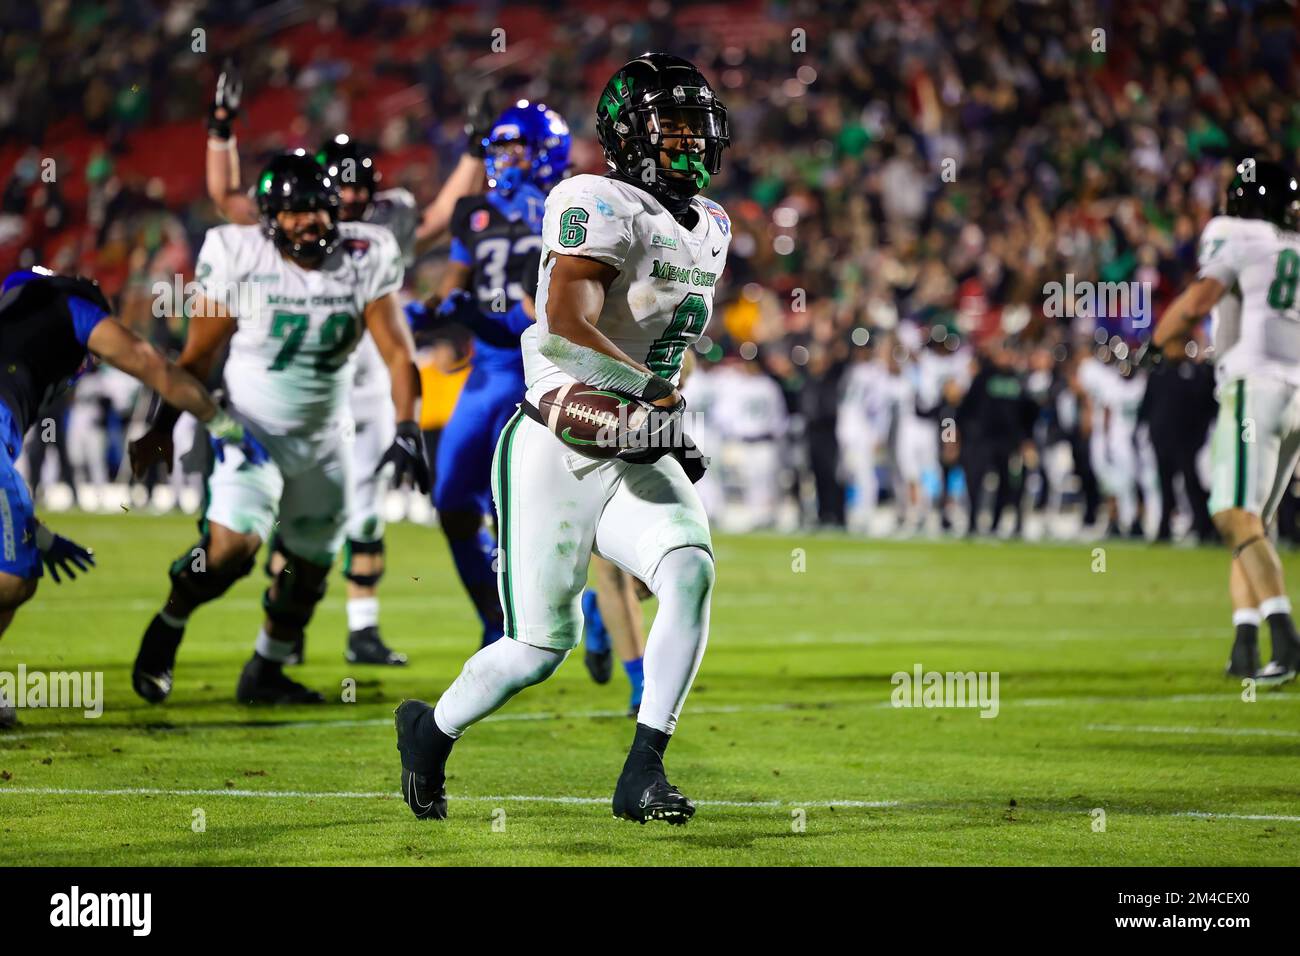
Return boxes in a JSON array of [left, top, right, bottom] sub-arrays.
[[1, 693, 1297, 744], [0, 785, 1296, 824], [0, 786, 895, 809], [1085, 723, 1300, 739]]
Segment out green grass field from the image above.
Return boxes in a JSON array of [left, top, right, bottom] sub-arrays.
[[1, 511, 1297, 866]]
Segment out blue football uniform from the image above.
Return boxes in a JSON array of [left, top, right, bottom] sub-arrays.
[[0, 276, 109, 578], [434, 184, 546, 645]]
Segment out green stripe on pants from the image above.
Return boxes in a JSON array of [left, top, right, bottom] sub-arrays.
[[495, 411, 524, 639]]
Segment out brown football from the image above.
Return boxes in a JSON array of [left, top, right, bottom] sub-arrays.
[[535, 384, 651, 460]]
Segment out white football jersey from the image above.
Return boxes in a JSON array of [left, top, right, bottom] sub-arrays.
[[524, 174, 731, 402], [365, 187, 419, 266], [195, 221, 403, 435], [1199, 214, 1300, 386]]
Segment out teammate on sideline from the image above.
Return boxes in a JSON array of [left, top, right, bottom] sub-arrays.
[[202, 64, 487, 664], [0, 269, 268, 640], [130, 152, 428, 705], [1150, 158, 1300, 684], [395, 53, 731, 825]]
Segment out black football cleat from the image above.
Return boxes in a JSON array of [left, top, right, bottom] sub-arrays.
[[1255, 658, 1298, 687], [132, 614, 185, 703], [585, 648, 613, 685], [1256, 627, 1300, 686], [1225, 635, 1261, 678], [394, 699, 449, 820], [235, 654, 325, 704], [612, 760, 695, 826], [346, 627, 407, 666]]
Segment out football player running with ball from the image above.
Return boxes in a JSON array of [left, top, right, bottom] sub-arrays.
[[395, 53, 730, 825], [131, 152, 428, 705]]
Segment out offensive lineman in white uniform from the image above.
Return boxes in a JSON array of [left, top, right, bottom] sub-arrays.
[[1150, 159, 1300, 684], [130, 152, 429, 704], [199, 66, 487, 665], [395, 54, 731, 825]]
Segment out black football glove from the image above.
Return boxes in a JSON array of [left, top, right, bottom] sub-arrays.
[[35, 526, 95, 584], [1132, 338, 1163, 370], [671, 433, 710, 484], [463, 87, 497, 158], [208, 60, 243, 139], [616, 397, 686, 465], [377, 420, 431, 494]]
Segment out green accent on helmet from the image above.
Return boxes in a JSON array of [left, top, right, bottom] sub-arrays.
[[600, 74, 634, 123], [257, 170, 275, 195]]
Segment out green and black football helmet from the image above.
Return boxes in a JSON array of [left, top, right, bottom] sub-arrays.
[[315, 133, 379, 220], [256, 150, 342, 264], [1225, 158, 1300, 230], [595, 53, 730, 210]]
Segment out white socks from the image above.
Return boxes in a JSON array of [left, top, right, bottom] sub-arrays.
[[433, 638, 567, 738], [254, 628, 295, 662], [1259, 595, 1292, 619], [347, 597, 380, 632], [159, 609, 189, 629], [638, 547, 716, 735], [1233, 608, 1262, 628]]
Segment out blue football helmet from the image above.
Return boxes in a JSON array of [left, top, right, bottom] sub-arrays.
[[482, 101, 571, 195], [2, 266, 52, 293]]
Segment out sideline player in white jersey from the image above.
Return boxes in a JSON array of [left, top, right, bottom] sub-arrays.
[[201, 66, 487, 664], [395, 53, 731, 825], [1150, 159, 1300, 684], [129, 152, 429, 704]]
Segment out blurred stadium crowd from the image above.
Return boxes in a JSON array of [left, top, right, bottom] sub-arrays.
[[1, 0, 1298, 540]]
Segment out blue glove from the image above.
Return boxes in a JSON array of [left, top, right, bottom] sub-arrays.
[[35, 526, 95, 584], [438, 290, 533, 347], [405, 299, 436, 333], [208, 411, 270, 466], [436, 288, 478, 324]]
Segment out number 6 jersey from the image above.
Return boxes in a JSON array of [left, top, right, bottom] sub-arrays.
[[1198, 215, 1300, 387], [194, 221, 403, 435], [524, 174, 731, 402]]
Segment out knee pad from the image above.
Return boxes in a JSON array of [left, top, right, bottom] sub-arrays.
[[263, 549, 330, 630], [343, 537, 385, 587], [651, 546, 715, 603], [471, 638, 566, 693], [169, 538, 254, 607]]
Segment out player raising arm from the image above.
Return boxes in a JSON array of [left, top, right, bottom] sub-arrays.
[[1149, 158, 1300, 684], [204, 63, 486, 665], [130, 152, 427, 706], [0, 269, 268, 640], [395, 54, 730, 825]]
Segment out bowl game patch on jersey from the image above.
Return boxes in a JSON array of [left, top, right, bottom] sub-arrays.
[[698, 197, 730, 236]]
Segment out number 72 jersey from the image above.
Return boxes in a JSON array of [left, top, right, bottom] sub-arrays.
[[194, 221, 403, 435], [524, 174, 730, 401], [1199, 214, 1300, 387]]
